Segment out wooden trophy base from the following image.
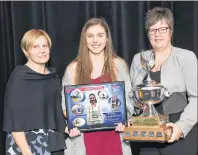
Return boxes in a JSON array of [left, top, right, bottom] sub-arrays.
[[123, 115, 172, 142]]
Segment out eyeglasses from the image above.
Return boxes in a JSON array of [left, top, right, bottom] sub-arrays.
[[147, 27, 170, 35]]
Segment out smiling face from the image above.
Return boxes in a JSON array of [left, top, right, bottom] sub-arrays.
[[148, 19, 172, 51], [23, 36, 50, 66], [86, 24, 108, 55], [89, 94, 97, 104]]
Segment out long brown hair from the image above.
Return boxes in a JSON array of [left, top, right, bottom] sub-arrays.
[[73, 17, 120, 84]]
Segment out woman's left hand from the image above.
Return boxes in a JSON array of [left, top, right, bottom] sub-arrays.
[[166, 122, 183, 143], [115, 123, 125, 132]]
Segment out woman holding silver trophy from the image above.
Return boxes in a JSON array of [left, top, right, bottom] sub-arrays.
[[130, 7, 197, 155]]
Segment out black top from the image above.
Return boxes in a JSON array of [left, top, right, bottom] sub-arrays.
[[150, 70, 161, 83], [3, 65, 65, 133], [149, 70, 164, 114]]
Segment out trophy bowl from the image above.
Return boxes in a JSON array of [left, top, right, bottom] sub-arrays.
[[133, 82, 167, 105]]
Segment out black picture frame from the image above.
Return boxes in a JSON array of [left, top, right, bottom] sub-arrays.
[[64, 81, 127, 132]]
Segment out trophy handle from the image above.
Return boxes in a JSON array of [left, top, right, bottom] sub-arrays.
[[158, 88, 171, 103], [163, 88, 172, 97]]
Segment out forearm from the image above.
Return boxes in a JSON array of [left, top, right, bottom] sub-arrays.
[[61, 84, 67, 117], [177, 51, 198, 137], [63, 110, 68, 127], [175, 97, 197, 137], [12, 132, 32, 155], [61, 67, 70, 112], [61, 88, 66, 112]]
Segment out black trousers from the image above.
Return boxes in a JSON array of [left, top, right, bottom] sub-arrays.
[[131, 111, 198, 155]]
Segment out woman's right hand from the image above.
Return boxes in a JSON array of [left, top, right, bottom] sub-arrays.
[[65, 126, 81, 137]]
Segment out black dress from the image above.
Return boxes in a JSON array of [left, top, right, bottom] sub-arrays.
[[3, 65, 66, 155]]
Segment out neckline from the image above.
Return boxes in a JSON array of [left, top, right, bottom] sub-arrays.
[[24, 64, 51, 75], [151, 46, 173, 72], [152, 46, 173, 64], [91, 75, 103, 80], [91, 74, 105, 80]]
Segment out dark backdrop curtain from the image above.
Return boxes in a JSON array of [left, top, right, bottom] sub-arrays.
[[0, 1, 197, 154]]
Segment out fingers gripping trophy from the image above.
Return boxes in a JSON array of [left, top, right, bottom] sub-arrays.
[[123, 52, 173, 142]]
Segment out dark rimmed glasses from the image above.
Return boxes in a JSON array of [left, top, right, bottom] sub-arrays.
[[147, 27, 170, 35]]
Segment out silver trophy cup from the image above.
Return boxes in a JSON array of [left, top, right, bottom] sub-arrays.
[[123, 52, 172, 142], [133, 52, 171, 118]]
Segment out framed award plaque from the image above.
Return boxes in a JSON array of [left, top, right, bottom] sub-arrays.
[[64, 81, 127, 132]]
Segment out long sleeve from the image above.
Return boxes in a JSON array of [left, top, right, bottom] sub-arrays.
[[61, 67, 71, 112], [116, 59, 134, 120], [175, 52, 198, 137], [130, 55, 137, 87], [130, 54, 143, 114], [130, 53, 148, 87]]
